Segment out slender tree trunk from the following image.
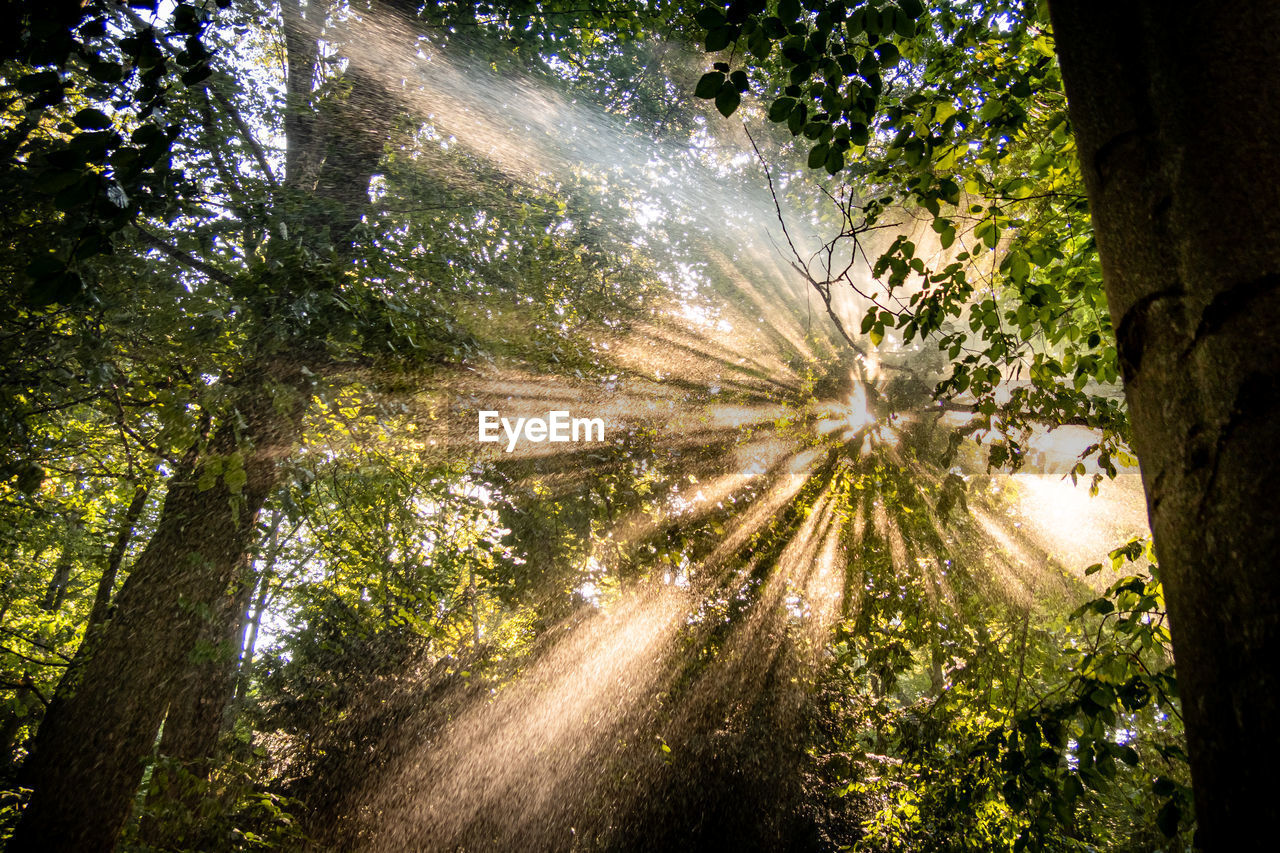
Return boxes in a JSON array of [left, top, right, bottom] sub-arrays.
[[236, 569, 272, 700], [10, 358, 312, 852], [1049, 2, 1280, 844], [236, 509, 284, 701], [39, 554, 72, 613], [87, 483, 149, 628]]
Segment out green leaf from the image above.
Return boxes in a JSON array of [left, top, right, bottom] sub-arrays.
[[695, 7, 727, 29], [788, 102, 807, 135], [893, 7, 916, 37], [706, 26, 733, 52], [748, 28, 771, 59], [899, 0, 926, 19], [715, 87, 741, 117], [695, 72, 725, 99], [808, 142, 830, 169], [769, 97, 796, 122], [73, 108, 112, 130], [824, 146, 844, 174]]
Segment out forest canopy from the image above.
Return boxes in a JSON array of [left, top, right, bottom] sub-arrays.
[[5, 0, 1276, 850]]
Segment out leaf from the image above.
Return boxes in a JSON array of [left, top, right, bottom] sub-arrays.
[[876, 43, 900, 68], [705, 26, 733, 52], [899, 0, 925, 19], [788, 102, 807, 135], [695, 72, 725, 99], [769, 97, 796, 122], [869, 325, 884, 347], [73, 108, 112, 130], [808, 142, 829, 169], [695, 7, 727, 29], [824, 146, 844, 175], [893, 7, 916, 38], [715, 87, 741, 117]]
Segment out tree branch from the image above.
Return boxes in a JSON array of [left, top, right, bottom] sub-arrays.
[[135, 229, 235, 286]]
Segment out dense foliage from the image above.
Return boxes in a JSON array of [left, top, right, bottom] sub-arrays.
[[0, 1, 1194, 851]]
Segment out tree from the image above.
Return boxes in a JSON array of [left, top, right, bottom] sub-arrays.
[[4, 0, 1249, 848], [1048, 2, 1280, 843], [4, 2, 681, 847], [689, 0, 1278, 844], [5, 1, 401, 847]]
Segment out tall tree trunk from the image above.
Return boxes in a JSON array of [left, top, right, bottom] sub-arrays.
[[10, 3, 401, 848], [86, 483, 150, 628], [1049, 1, 1280, 844], [137, 560, 257, 848], [39, 553, 72, 613], [10, 358, 312, 852]]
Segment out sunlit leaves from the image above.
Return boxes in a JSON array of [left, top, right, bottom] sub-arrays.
[[689, 1, 1126, 477]]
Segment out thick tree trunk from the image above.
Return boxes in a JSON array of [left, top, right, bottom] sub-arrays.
[[1049, 2, 1280, 845], [10, 358, 311, 852], [137, 562, 257, 848], [10, 4, 400, 849]]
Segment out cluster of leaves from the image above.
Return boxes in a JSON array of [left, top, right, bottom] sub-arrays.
[[2, 1, 231, 306], [691, 1, 1130, 484], [809, 534, 1190, 851]]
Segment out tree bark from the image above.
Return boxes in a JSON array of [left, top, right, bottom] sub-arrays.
[[1049, 2, 1280, 845], [137, 560, 257, 848], [10, 359, 312, 852], [10, 4, 401, 849], [86, 483, 150, 628]]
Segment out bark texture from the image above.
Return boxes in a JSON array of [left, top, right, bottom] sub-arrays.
[[87, 483, 149, 628], [10, 3, 403, 846], [10, 359, 311, 852], [136, 564, 256, 848], [1049, 1, 1280, 844]]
